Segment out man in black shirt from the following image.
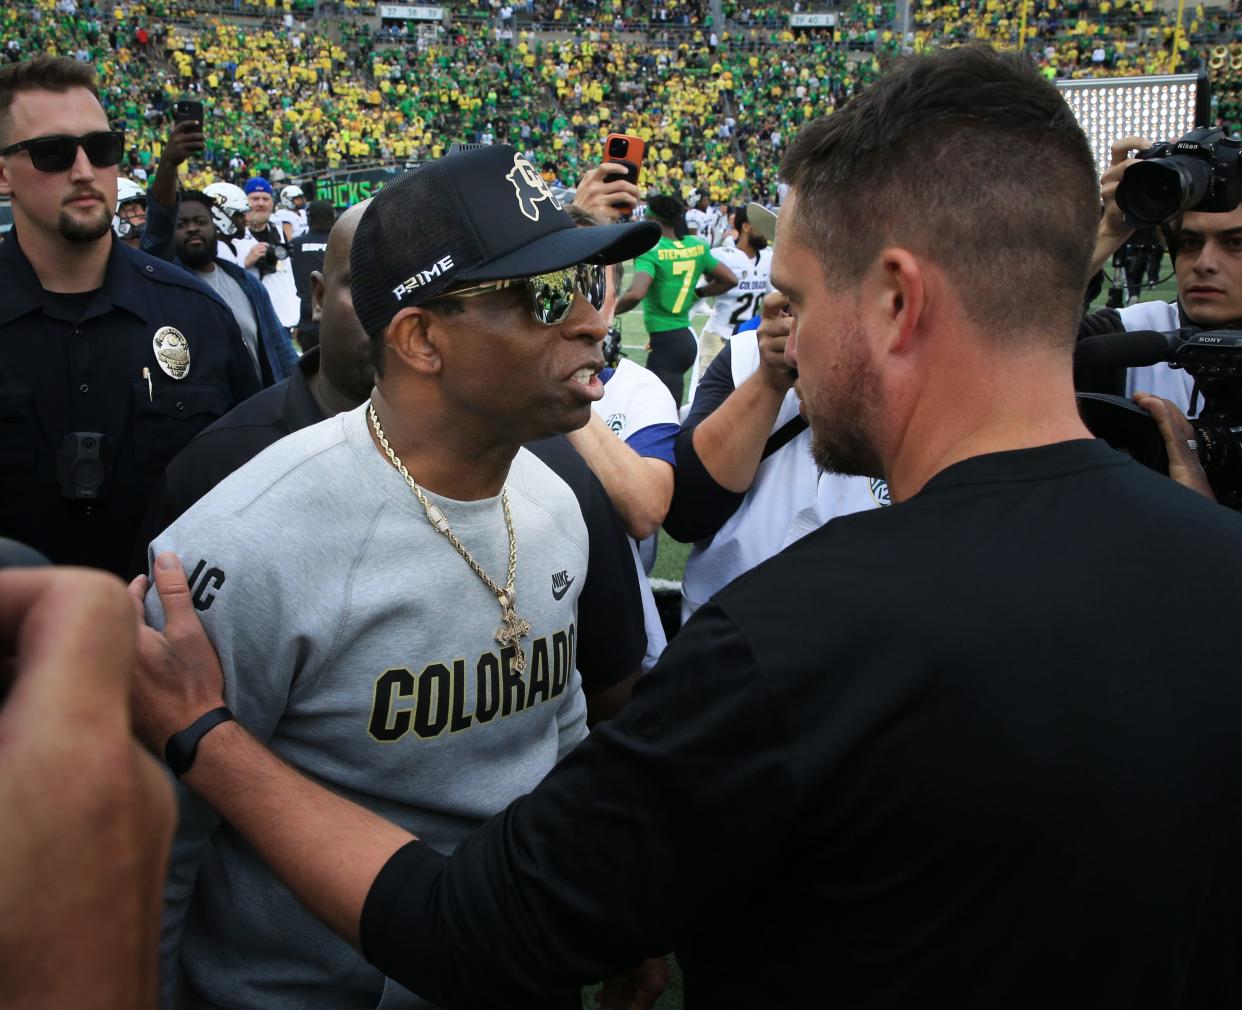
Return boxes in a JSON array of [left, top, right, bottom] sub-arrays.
[[288, 198, 335, 350], [130, 49, 1242, 1007], [0, 57, 258, 577]]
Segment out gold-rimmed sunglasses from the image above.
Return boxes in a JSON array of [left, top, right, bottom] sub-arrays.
[[428, 263, 607, 326]]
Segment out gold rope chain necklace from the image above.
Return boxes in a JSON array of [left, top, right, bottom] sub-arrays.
[[368, 401, 532, 673]]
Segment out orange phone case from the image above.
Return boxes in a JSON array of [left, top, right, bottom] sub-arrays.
[[604, 133, 646, 184]]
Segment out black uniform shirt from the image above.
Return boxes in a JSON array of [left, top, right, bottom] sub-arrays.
[[289, 227, 331, 327], [0, 231, 261, 576], [362, 440, 1242, 1009], [137, 353, 646, 697]]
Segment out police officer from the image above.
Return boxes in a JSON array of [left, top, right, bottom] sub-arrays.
[[0, 57, 260, 577]]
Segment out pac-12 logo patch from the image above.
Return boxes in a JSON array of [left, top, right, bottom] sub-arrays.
[[506, 154, 563, 222], [870, 478, 891, 507]]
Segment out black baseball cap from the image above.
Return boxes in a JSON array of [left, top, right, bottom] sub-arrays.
[[351, 145, 660, 336]]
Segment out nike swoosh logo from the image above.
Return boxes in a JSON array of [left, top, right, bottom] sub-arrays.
[[552, 576, 575, 601]]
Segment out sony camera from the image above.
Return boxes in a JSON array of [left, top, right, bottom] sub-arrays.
[[1076, 327, 1242, 508], [258, 241, 290, 275], [1115, 127, 1242, 227]]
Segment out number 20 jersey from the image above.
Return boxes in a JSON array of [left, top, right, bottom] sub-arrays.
[[706, 245, 774, 336]]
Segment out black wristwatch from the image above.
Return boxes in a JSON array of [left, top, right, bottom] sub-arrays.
[[164, 707, 235, 779]]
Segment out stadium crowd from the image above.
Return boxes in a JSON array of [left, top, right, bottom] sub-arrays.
[[5, 0, 1241, 208], [5, 36, 1242, 1010]]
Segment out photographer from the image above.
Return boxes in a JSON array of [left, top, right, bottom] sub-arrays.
[[237, 176, 301, 334], [1081, 135, 1242, 411], [1079, 134, 1242, 502]]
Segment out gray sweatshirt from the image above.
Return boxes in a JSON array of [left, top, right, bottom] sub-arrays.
[[146, 402, 589, 1010]]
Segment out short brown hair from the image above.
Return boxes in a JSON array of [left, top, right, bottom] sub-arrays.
[[781, 47, 1099, 345], [0, 57, 103, 146]]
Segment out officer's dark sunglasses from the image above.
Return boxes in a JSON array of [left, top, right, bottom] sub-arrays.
[[0, 131, 126, 173], [429, 263, 607, 326]]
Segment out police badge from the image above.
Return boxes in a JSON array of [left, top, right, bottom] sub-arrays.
[[152, 326, 191, 380]]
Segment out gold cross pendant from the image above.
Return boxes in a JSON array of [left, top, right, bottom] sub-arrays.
[[495, 599, 532, 674]]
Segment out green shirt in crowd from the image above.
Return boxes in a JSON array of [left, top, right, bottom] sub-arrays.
[[633, 235, 719, 334]]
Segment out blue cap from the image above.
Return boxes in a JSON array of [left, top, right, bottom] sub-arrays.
[[244, 177, 273, 196]]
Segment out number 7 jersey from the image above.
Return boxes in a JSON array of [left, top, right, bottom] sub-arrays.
[[632, 235, 721, 333], [706, 245, 774, 336]]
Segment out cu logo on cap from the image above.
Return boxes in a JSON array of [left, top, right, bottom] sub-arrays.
[[506, 154, 563, 222]]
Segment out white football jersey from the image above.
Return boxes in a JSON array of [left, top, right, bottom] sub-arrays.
[[273, 207, 307, 241], [706, 246, 773, 335]]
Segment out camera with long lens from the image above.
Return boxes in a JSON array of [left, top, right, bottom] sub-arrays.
[[1076, 327, 1242, 507], [1115, 127, 1242, 227], [258, 241, 290, 275]]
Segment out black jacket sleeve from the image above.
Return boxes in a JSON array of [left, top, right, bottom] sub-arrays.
[[524, 436, 646, 695], [359, 602, 797, 1009], [662, 344, 747, 543], [140, 192, 178, 263]]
